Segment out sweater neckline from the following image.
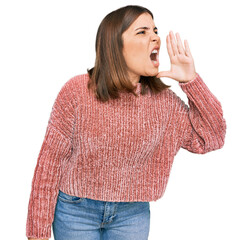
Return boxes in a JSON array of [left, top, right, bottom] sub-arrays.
[[135, 82, 141, 95]]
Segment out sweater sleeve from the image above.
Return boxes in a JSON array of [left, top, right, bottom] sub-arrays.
[[178, 73, 226, 154], [26, 79, 76, 239]]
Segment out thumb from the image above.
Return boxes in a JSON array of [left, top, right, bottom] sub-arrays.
[[156, 71, 174, 79]]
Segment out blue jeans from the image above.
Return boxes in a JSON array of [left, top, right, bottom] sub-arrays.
[[52, 190, 151, 240]]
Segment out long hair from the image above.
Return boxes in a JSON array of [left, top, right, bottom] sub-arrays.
[[87, 5, 170, 102]]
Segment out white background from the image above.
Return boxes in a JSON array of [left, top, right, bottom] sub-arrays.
[[1, 0, 251, 239]]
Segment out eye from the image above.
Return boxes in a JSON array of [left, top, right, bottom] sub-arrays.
[[155, 30, 158, 35], [137, 30, 146, 35]]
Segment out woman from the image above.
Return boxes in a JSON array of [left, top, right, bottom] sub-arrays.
[[26, 5, 226, 240]]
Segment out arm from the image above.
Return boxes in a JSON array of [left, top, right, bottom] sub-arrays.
[[178, 73, 226, 153], [157, 31, 226, 153], [26, 79, 76, 239]]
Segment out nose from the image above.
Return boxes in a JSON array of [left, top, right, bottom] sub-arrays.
[[151, 32, 160, 43]]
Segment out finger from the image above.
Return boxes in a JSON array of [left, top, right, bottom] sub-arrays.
[[184, 39, 192, 57], [175, 33, 185, 55], [156, 71, 173, 79], [169, 31, 179, 55], [166, 35, 174, 57]]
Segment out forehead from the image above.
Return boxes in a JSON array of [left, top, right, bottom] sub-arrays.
[[128, 13, 155, 30]]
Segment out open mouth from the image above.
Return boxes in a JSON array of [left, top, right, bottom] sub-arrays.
[[150, 49, 159, 67]]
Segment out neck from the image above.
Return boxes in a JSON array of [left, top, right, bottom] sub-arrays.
[[128, 72, 140, 86]]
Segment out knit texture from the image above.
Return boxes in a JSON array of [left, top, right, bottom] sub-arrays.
[[26, 73, 226, 238]]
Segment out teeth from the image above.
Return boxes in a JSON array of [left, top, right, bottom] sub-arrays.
[[152, 49, 158, 54]]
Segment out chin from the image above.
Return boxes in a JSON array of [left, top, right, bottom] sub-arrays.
[[146, 69, 159, 77], [140, 66, 159, 77]]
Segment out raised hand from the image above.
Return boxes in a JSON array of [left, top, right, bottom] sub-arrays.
[[156, 31, 197, 83]]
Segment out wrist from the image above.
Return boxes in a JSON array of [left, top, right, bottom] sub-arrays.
[[179, 72, 198, 83]]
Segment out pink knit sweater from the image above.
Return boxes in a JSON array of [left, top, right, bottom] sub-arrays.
[[26, 73, 226, 238]]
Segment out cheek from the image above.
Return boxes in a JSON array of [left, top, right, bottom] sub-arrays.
[[124, 41, 148, 66]]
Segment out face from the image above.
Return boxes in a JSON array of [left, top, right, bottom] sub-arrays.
[[122, 13, 161, 84]]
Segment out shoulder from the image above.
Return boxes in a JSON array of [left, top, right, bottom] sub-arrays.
[[159, 87, 181, 102], [54, 73, 90, 107], [160, 87, 188, 112], [57, 73, 90, 97], [62, 73, 89, 91]]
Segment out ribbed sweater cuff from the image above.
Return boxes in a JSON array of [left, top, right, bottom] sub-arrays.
[[179, 72, 202, 89], [26, 233, 51, 240]]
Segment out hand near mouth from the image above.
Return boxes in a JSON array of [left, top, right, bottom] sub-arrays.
[[156, 31, 197, 83]]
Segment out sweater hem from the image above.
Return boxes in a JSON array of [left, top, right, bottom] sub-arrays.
[[58, 187, 163, 203]]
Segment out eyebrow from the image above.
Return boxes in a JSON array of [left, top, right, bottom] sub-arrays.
[[135, 26, 158, 31]]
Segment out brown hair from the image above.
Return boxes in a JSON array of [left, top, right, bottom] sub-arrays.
[[87, 5, 170, 102]]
